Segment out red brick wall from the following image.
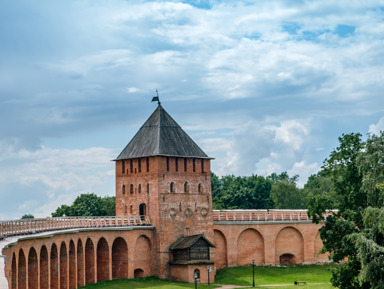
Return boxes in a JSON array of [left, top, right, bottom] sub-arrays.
[[213, 222, 325, 266]]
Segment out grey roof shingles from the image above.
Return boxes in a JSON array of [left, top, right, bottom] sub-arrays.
[[115, 104, 212, 160], [169, 234, 215, 250]]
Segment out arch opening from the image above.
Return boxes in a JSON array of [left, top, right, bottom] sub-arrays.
[[69, 240, 76, 289], [112, 237, 128, 279], [60, 242, 68, 289], [85, 238, 95, 284], [40, 246, 49, 289], [77, 239, 84, 287], [11, 253, 16, 289], [97, 237, 110, 282], [194, 269, 200, 281], [18, 249, 26, 289], [280, 254, 295, 264], [28, 247, 38, 289], [134, 268, 144, 278], [50, 244, 58, 289]]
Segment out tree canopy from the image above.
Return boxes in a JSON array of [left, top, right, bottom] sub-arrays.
[[211, 171, 306, 210], [307, 132, 384, 289], [52, 193, 115, 217]]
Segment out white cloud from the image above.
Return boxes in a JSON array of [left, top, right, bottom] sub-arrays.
[[369, 117, 384, 135], [0, 144, 116, 219], [217, 118, 312, 177], [288, 161, 320, 188], [1, 0, 384, 218]]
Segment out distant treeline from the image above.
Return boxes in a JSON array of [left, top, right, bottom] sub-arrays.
[[46, 169, 333, 219], [211, 170, 334, 210]]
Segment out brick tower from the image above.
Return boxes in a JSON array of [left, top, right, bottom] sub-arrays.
[[114, 103, 214, 280]]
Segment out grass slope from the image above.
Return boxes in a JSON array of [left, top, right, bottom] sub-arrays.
[[215, 264, 335, 287], [79, 276, 219, 289], [79, 264, 335, 289]]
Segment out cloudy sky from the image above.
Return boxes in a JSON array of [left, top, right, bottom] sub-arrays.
[[1, 0, 384, 220]]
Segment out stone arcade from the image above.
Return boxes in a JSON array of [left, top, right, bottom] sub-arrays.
[[1, 103, 327, 289]]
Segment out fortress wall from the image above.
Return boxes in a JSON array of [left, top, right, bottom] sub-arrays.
[[213, 221, 328, 268], [2, 227, 154, 289], [2, 220, 328, 288]]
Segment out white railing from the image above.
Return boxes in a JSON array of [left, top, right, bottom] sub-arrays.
[[212, 209, 333, 222], [0, 215, 151, 239]]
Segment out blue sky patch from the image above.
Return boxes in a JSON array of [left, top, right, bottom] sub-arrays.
[[335, 24, 355, 37]]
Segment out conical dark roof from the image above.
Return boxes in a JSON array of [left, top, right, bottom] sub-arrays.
[[115, 105, 211, 160]]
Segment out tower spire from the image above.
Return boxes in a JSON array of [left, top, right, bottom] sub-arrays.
[[151, 89, 161, 105]]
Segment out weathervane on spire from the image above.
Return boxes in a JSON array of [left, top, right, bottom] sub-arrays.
[[151, 89, 161, 105]]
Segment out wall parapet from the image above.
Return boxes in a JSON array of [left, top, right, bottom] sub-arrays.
[[0, 215, 151, 239], [212, 209, 334, 222]]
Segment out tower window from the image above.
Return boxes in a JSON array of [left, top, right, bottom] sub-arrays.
[[201, 159, 204, 173], [122, 184, 125, 195], [184, 182, 189, 193], [170, 182, 175, 193], [139, 203, 146, 217], [198, 183, 203, 194], [122, 160, 125, 174], [130, 205, 133, 214], [175, 158, 178, 172], [193, 159, 196, 172], [146, 157, 149, 172], [184, 158, 187, 172], [138, 159, 141, 173], [147, 183, 149, 193], [130, 184, 133, 194], [130, 159, 133, 173], [166, 157, 169, 171], [138, 184, 141, 194], [124, 205, 127, 214]]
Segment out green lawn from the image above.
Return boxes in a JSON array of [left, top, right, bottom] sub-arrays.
[[80, 264, 335, 288], [79, 276, 219, 289], [215, 264, 335, 287]]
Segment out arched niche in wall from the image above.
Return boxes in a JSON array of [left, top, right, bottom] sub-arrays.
[[275, 227, 304, 264], [214, 229, 228, 268], [237, 228, 264, 265]]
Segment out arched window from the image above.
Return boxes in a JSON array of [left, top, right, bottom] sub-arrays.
[[130, 205, 133, 214], [138, 184, 141, 194], [147, 183, 149, 194], [130, 184, 133, 194], [124, 205, 127, 214], [198, 183, 203, 194], [170, 182, 175, 193], [139, 203, 146, 220], [184, 182, 189, 193], [122, 184, 125, 195]]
